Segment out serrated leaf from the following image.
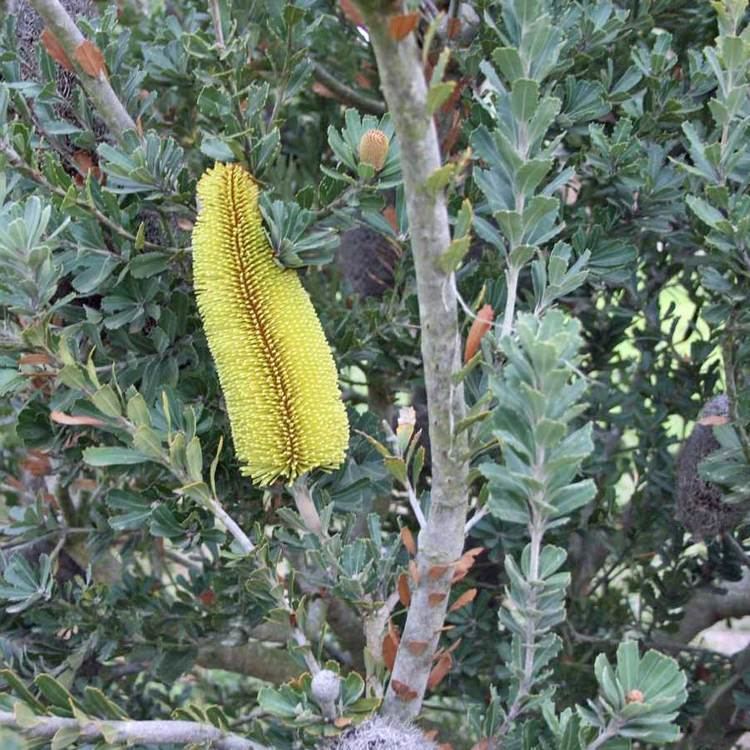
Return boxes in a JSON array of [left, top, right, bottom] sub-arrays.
[[426, 81, 456, 115], [51, 726, 79, 750], [91, 385, 121, 418], [439, 236, 471, 273], [0, 670, 46, 712], [34, 675, 73, 711], [425, 163, 456, 194]]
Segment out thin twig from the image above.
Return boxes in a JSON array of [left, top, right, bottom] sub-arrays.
[[204, 495, 255, 554], [584, 722, 622, 750], [311, 62, 386, 116], [464, 505, 488, 534], [405, 480, 427, 528], [0, 711, 265, 750]]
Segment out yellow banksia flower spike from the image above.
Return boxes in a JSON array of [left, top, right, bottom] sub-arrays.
[[192, 163, 349, 486]]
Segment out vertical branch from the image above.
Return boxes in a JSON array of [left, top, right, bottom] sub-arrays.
[[208, 0, 225, 51], [28, 0, 136, 141], [352, 4, 469, 721]]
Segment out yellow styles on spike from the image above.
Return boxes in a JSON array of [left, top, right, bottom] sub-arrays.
[[192, 163, 349, 485]]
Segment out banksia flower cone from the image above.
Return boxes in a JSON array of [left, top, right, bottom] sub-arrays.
[[192, 163, 349, 485], [358, 128, 389, 171]]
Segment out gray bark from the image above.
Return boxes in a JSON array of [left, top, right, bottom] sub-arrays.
[[0, 711, 266, 749], [353, 7, 469, 721]]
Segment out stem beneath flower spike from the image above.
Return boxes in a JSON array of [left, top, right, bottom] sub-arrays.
[[291, 476, 325, 538], [205, 495, 255, 553]]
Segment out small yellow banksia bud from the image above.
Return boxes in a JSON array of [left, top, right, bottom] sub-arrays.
[[192, 163, 349, 485], [359, 129, 389, 171]]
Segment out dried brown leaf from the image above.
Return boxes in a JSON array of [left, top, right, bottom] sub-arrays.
[[382, 621, 400, 671], [452, 547, 485, 582], [19, 353, 53, 366], [50, 410, 106, 427]]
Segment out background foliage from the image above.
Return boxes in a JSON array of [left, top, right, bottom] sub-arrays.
[[1, 0, 749, 747]]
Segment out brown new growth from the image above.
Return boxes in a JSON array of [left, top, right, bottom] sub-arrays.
[[388, 12, 419, 40], [73, 39, 106, 78], [41, 28, 73, 70]]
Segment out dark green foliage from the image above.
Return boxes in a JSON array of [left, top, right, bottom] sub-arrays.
[[1, 0, 749, 747]]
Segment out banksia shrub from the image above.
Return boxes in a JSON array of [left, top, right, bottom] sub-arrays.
[[358, 129, 389, 172], [192, 163, 349, 485]]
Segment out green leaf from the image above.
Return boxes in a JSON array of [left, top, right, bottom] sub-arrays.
[[384, 456, 407, 484], [126, 393, 151, 426], [91, 385, 121, 418], [129, 252, 171, 279], [511, 79, 540, 122], [493, 48, 524, 83], [0, 670, 46, 712], [83, 447, 151, 466], [51, 726, 79, 750], [186, 436, 203, 482], [200, 135, 235, 162], [82, 687, 128, 720], [108, 489, 153, 531], [686, 195, 725, 229], [438, 236, 471, 273], [426, 81, 456, 115], [34, 675, 73, 711], [150, 505, 184, 538], [72, 255, 119, 295], [14, 701, 41, 729], [132, 425, 164, 459], [425, 163, 457, 194]]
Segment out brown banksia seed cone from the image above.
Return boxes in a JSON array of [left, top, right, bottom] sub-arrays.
[[675, 394, 745, 539], [358, 129, 389, 171], [337, 225, 401, 298]]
